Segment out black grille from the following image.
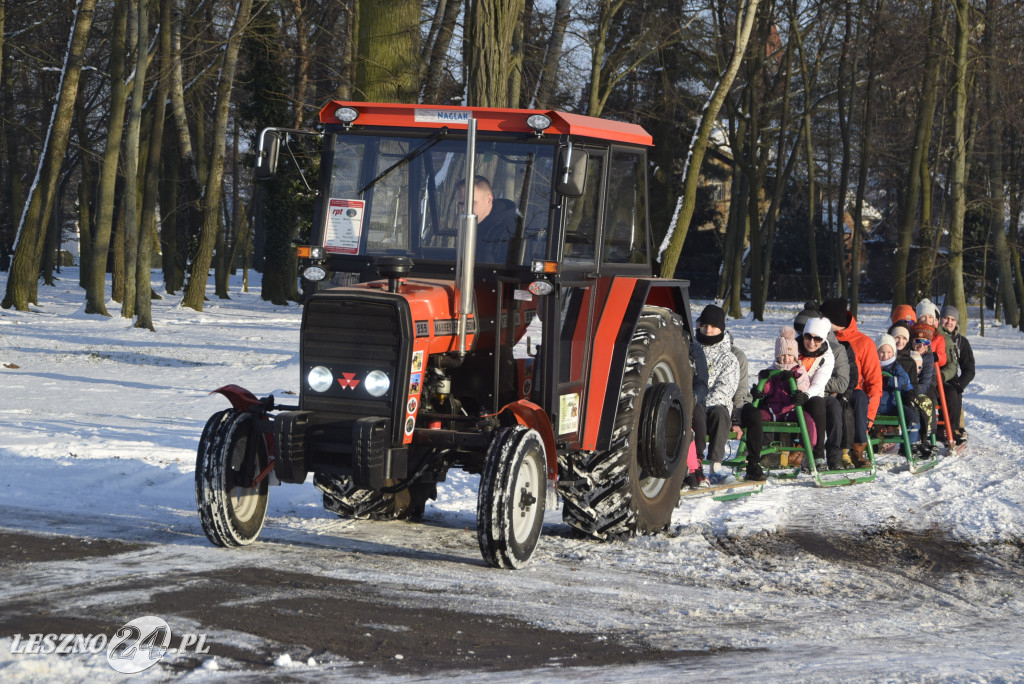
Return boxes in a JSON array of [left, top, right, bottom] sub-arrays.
[[300, 292, 412, 457]]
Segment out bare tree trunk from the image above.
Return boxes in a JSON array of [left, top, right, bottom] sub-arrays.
[[754, 10, 798, 317], [354, 0, 419, 102], [833, 0, 858, 301], [2, 0, 98, 311], [74, 85, 94, 289], [1008, 150, 1024, 330], [985, 0, 1017, 326], [946, 0, 970, 314], [83, 0, 129, 315], [850, 59, 878, 317], [121, 0, 150, 320], [793, 14, 822, 304], [893, 0, 942, 306], [660, 0, 760, 279], [533, 0, 570, 108], [182, 0, 254, 311], [135, 0, 173, 331], [290, 0, 311, 126], [467, 0, 524, 107], [333, 0, 357, 101], [421, 0, 461, 102]]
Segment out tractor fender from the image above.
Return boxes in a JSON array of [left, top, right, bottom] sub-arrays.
[[211, 384, 266, 412], [498, 399, 558, 482]]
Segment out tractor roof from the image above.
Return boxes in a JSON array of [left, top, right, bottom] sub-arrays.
[[318, 101, 653, 147]]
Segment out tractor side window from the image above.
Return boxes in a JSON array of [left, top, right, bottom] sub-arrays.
[[562, 155, 604, 262], [602, 149, 647, 264]]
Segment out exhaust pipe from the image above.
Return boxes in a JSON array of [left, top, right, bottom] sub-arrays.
[[454, 117, 478, 359]]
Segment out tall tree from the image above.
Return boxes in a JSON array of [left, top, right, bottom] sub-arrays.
[[421, 0, 462, 102], [2, 0, 98, 311], [532, 0, 570, 108], [121, 0, 150, 320], [659, 0, 761, 280], [353, 0, 419, 102], [984, 0, 1017, 326], [181, 0, 255, 311], [135, 0, 173, 331], [467, 0, 525, 107], [892, 0, 942, 307], [945, 0, 970, 315]]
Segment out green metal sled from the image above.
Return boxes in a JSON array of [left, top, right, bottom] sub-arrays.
[[719, 370, 876, 487], [871, 371, 941, 474]]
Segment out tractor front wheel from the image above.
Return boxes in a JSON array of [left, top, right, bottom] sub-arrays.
[[477, 426, 547, 569], [195, 409, 269, 547]]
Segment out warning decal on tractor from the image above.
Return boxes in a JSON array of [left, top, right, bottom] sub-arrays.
[[324, 199, 364, 254], [558, 393, 580, 435]]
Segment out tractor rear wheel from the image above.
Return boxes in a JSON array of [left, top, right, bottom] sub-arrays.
[[477, 426, 547, 569], [195, 409, 269, 547], [560, 306, 692, 539]]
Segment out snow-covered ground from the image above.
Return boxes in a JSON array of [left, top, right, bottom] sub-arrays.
[[2, 269, 1023, 682]]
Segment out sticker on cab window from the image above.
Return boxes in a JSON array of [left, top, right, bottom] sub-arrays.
[[324, 199, 364, 255]]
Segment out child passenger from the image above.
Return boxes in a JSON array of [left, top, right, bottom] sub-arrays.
[[876, 333, 918, 442], [753, 327, 817, 462]]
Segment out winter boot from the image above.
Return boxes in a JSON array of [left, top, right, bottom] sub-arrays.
[[826, 446, 843, 471], [849, 442, 870, 469], [708, 461, 735, 485], [745, 457, 766, 482], [841, 448, 854, 469]]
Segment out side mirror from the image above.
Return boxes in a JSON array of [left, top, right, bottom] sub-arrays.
[[254, 129, 281, 180], [556, 147, 588, 197]]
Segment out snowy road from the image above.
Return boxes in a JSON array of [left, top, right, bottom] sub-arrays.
[[2, 272, 1023, 681]]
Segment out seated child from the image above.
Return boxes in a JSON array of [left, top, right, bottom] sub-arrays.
[[910, 323, 939, 456], [753, 326, 817, 451], [877, 333, 918, 441]]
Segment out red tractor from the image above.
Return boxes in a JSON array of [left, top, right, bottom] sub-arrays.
[[195, 102, 695, 568]]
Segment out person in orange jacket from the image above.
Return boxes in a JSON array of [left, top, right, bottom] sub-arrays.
[[820, 298, 882, 468]]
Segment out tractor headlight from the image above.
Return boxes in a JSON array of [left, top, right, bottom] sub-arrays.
[[364, 370, 391, 397], [303, 266, 327, 281], [527, 114, 551, 133], [309, 246, 325, 260], [307, 366, 333, 392]]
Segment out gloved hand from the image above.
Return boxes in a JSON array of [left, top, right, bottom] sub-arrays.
[[793, 391, 809, 406], [758, 368, 772, 380], [916, 394, 934, 415], [775, 369, 794, 382], [750, 385, 763, 399]]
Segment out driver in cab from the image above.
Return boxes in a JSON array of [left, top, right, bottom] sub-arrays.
[[457, 175, 519, 264]]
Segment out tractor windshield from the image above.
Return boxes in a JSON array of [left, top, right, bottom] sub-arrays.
[[321, 134, 555, 266]]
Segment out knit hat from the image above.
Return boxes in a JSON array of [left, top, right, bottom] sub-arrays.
[[803, 317, 832, 341], [697, 304, 726, 330], [910, 322, 935, 341], [775, 326, 799, 360], [890, 325, 910, 342], [940, 304, 959, 322], [876, 333, 897, 354], [819, 298, 849, 328], [793, 301, 820, 334], [891, 304, 917, 325], [916, 298, 939, 320], [909, 350, 923, 366]]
